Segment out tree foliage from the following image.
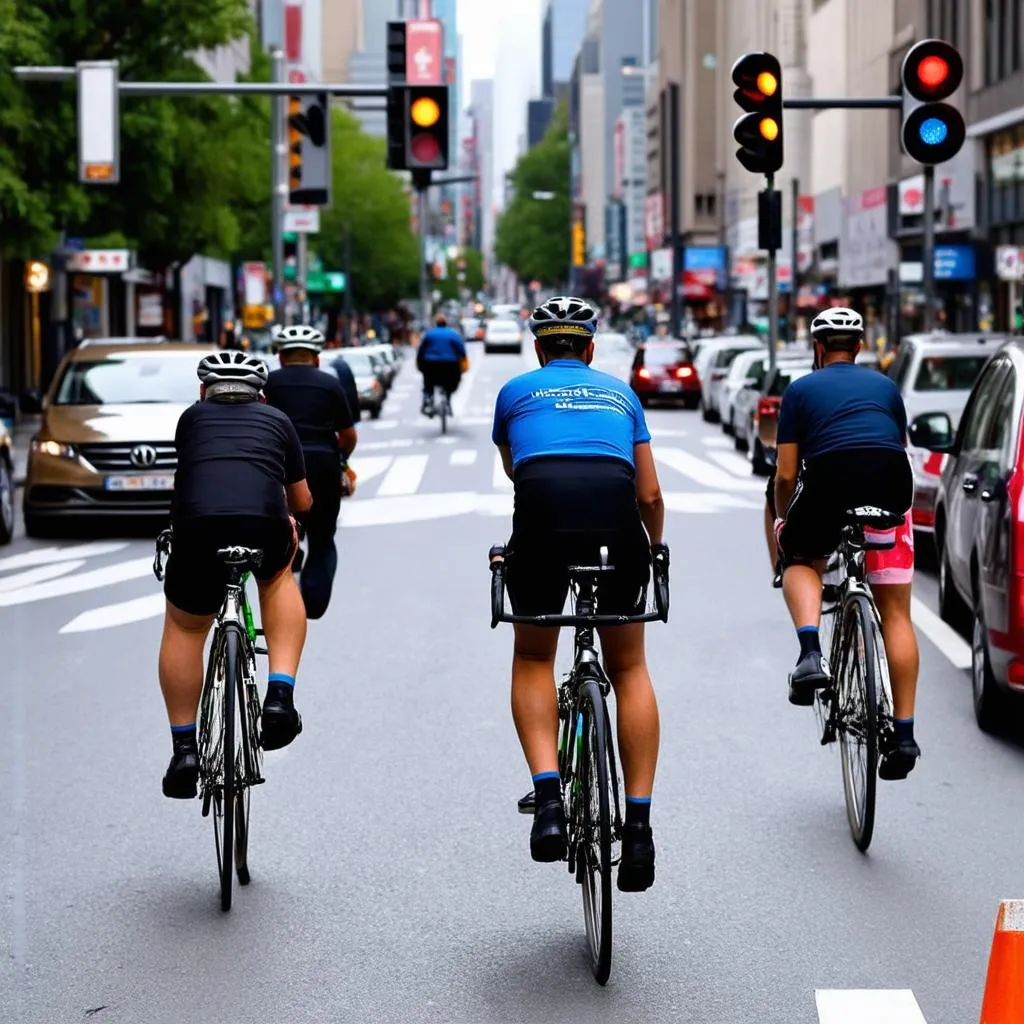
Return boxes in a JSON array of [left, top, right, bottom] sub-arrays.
[[0, 0, 270, 267], [315, 108, 419, 309], [433, 246, 484, 303], [494, 102, 571, 288]]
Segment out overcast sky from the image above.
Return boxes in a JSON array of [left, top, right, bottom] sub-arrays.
[[456, 0, 496, 109]]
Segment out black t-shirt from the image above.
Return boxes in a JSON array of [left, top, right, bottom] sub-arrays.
[[172, 399, 306, 520], [264, 365, 355, 456]]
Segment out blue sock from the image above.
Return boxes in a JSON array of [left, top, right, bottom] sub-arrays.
[[797, 626, 821, 658], [170, 722, 196, 749], [267, 673, 295, 702], [625, 796, 651, 828], [894, 717, 914, 743], [532, 771, 561, 806]]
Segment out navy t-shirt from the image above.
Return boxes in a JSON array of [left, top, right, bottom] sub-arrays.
[[777, 362, 908, 459], [492, 359, 651, 469]]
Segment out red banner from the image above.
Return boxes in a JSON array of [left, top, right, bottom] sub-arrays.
[[284, 0, 303, 64], [445, 57, 456, 86], [406, 19, 443, 85]]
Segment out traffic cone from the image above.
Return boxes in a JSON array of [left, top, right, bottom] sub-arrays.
[[980, 900, 1024, 1022]]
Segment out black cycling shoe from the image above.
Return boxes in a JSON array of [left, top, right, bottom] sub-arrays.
[[879, 737, 921, 781], [788, 651, 831, 707], [261, 698, 303, 751], [617, 823, 656, 892], [530, 799, 567, 863], [518, 789, 537, 815], [162, 745, 200, 799]]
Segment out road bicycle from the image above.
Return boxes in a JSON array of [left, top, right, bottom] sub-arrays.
[[811, 508, 902, 852], [424, 385, 453, 434], [489, 543, 670, 985], [154, 530, 266, 911]]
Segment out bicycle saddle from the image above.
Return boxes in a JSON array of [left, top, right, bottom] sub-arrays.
[[842, 506, 905, 531], [216, 546, 264, 568]]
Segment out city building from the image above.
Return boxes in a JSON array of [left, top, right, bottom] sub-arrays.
[[322, 0, 364, 84], [470, 79, 496, 272], [347, 0, 399, 137], [544, 0, 591, 93]]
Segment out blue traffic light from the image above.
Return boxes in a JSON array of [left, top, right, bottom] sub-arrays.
[[918, 117, 949, 146]]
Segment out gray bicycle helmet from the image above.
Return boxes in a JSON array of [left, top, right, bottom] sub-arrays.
[[809, 307, 864, 347], [197, 351, 269, 397], [527, 296, 600, 345], [272, 323, 324, 352]]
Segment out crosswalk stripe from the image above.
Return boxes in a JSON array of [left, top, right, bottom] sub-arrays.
[[707, 450, 754, 478], [0, 556, 154, 608], [59, 592, 165, 634], [815, 990, 927, 1023], [702, 435, 735, 449], [655, 447, 763, 492], [450, 449, 477, 466], [0, 560, 86, 593], [0, 541, 128, 574], [493, 452, 512, 491], [377, 454, 429, 496], [350, 455, 394, 483]]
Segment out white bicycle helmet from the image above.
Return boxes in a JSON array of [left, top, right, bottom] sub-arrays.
[[272, 323, 325, 352], [527, 296, 600, 344], [197, 350, 269, 389], [809, 307, 864, 346]]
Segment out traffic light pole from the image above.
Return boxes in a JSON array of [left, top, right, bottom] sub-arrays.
[[922, 164, 936, 332], [790, 175, 799, 344], [418, 187, 430, 331], [270, 48, 286, 325], [766, 173, 778, 372]]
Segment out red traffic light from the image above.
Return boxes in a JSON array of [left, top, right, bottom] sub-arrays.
[[902, 39, 962, 102], [918, 55, 949, 91], [411, 133, 441, 165]]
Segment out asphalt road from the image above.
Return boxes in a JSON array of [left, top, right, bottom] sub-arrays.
[[1, 337, 1020, 1024]]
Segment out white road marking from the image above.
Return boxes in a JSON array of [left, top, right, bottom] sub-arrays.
[[493, 452, 513, 491], [655, 448, 763, 492], [451, 353, 482, 417], [350, 455, 394, 484], [911, 596, 972, 670], [0, 556, 154, 608], [662, 492, 761, 513], [377, 454, 428, 496], [708, 450, 755, 478], [701, 436, 734, 449], [0, 541, 128, 573], [59, 592, 165, 634], [450, 449, 478, 465], [815, 989, 927, 1023], [358, 438, 421, 451], [0, 560, 86, 593], [365, 419, 399, 430], [647, 427, 689, 439], [436, 436, 457, 445]]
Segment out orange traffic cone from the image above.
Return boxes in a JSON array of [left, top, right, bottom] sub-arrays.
[[980, 900, 1024, 1022]]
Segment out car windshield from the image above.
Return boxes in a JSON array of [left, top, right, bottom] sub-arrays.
[[644, 346, 690, 368], [913, 355, 990, 391], [718, 346, 759, 366], [53, 355, 200, 405], [338, 353, 376, 376], [768, 365, 812, 396], [489, 322, 519, 334]]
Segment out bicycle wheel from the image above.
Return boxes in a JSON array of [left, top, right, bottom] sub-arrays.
[[576, 680, 614, 985], [215, 625, 240, 910], [439, 391, 448, 434], [233, 637, 258, 886], [836, 594, 879, 852]]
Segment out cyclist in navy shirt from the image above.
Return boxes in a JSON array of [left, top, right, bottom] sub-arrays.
[[491, 296, 665, 893], [773, 307, 920, 780], [417, 314, 467, 415]]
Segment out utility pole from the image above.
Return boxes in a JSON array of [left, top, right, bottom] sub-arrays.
[[922, 164, 936, 332], [296, 232, 308, 324], [343, 229, 353, 344], [668, 82, 682, 339], [418, 187, 430, 329], [270, 47, 285, 324], [789, 175, 799, 344]]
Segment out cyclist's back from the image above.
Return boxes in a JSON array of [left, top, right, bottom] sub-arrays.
[[419, 323, 466, 362]]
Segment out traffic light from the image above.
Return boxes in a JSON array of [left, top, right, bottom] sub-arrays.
[[404, 85, 449, 171], [386, 21, 407, 170], [287, 92, 331, 206], [900, 39, 965, 165], [732, 52, 783, 175]]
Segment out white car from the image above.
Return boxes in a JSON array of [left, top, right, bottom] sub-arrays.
[[718, 350, 769, 433], [484, 318, 524, 354], [694, 336, 764, 423]]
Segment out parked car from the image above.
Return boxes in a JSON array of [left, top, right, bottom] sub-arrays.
[[913, 341, 1024, 732], [694, 336, 763, 422], [741, 359, 814, 475], [628, 341, 700, 409], [484, 318, 524, 354], [362, 343, 399, 389], [0, 416, 13, 544], [334, 348, 385, 419], [718, 350, 769, 433]]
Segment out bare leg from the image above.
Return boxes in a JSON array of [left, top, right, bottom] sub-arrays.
[[158, 603, 214, 726], [257, 565, 307, 679], [510, 624, 560, 776], [872, 582, 919, 720]]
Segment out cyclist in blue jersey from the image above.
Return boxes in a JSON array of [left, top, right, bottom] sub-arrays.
[[491, 296, 666, 892], [417, 314, 467, 415]]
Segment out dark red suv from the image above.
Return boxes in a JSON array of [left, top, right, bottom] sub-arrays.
[[629, 342, 700, 409]]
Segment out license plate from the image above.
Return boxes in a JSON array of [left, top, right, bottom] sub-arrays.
[[660, 380, 683, 393], [104, 475, 174, 492]]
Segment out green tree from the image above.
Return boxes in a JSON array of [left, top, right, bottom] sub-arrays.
[[433, 246, 485, 303], [315, 107, 419, 309], [494, 102, 571, 287], [0, 0, 263, 267]]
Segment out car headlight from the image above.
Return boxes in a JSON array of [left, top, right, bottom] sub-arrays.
[[31, 439, 77, 459]]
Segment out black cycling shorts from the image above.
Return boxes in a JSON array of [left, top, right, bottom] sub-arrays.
[[421, 361, 462, 395], [164, 515, 296, 616], [779, 447, 913, 562], [505, 456, 650, 618]]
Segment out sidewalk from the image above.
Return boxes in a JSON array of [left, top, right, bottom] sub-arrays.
[[10, 416, 39, 487]]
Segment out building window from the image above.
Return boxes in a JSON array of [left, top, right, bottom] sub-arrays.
[[707, 193, 717, 219], [695, 194, 705, 217]]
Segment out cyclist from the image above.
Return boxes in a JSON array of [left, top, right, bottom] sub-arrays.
[[772, 307, 920, 780], [491, 296, 666, 892], [265, 325, 358, 621], [159, 351, 311, 799], [417, 313, 467, 415]]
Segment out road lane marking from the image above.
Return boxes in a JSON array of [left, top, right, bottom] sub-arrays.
[[662, 492, 761, 513], [350, 455, 394, 484], [451, 353, 482, 417], [911, 596, 972, 669], [0, 541, 128, 573], [493, 452, 513, 491], [0, 560, 86, 593], [0, 556, 154, 607], [702, 435, 735, 449], [377, 454, 428, 496], [815, 989, 927, 1023], [655, 448, 763, 492], [707, 450, 754, 478], [59, 592, 165, 633], [451, 449, 478, 465], [647, 428, 690, 438], [365, 420, 399, 430]]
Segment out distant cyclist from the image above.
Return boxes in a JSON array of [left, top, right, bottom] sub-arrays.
[[160, 351, 311, 799], [772, 307, 920, 780], [417, 314, 467, 416], [491, 296, 666, 892], [265, 325, 358, 621]]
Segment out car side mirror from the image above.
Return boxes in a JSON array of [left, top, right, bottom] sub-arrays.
[[19, 388, 44, 415], [908, 412, 954, 452]]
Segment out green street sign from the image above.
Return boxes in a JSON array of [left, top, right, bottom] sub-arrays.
[[283, 232, 297, 243], [306, 270, 346, 293], [629, 252, 647, 268]]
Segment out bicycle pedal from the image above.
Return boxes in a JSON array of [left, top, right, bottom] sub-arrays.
[[254, 646, 268, 656]]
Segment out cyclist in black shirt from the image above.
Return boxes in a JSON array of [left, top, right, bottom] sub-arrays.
[[160, 351, 312, 799], [265, 325, 358, 620]]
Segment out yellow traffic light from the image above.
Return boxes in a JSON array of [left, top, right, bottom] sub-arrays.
[[756, 71, 778, 96], [24, 260, 50, 293], [759, 117, 780, 142], [410, 95, 441, 128]]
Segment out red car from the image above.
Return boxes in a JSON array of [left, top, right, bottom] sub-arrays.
[[629, 342, 701, 409]]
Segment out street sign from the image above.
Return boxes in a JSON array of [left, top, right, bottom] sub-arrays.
[[284, 207, 320, 233], [78, 60, 119, 184], [406, 19, 443, 86], [997, 245, 1024, 281], [307, 270, 346, 293]]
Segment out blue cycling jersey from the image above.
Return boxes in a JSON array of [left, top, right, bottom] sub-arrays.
[[418, 327, 467, 362], [492, 359, 651, 470], [777, 361, 908, 459]]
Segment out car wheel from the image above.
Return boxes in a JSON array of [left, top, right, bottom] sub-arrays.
[[751, 439, 770, 477], [369, 403, 382, 420], [734, 428, 748, 452], [722, 412, 734, 436], [938, 531, 970, 632], [639, 395, 650, 409], [700, 399, 714, 423], [0, 457, 14, 545], [972, 599, 1009, 734], [683, 394, 700, 410], [23, 508, 54, 540]]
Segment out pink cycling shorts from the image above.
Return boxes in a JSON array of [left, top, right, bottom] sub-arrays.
[[863, 510, 915, 585]]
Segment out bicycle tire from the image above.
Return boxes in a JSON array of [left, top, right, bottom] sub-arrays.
[[576, 680, 614, 985], [837, 594, 879, 852], [234, 637, 255, 886], [440, 391, 448, 435], [217, 625, 240, 910]]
